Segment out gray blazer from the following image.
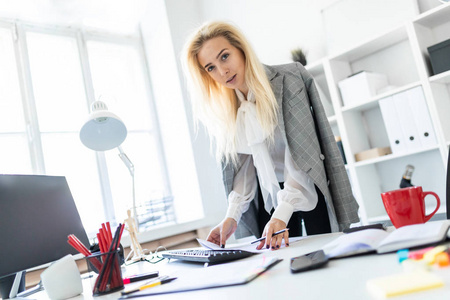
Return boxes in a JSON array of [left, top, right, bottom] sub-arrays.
[[221, 62, 360, 238]]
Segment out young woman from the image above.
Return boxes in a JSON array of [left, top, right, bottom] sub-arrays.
[[182, 21, 359, 250]]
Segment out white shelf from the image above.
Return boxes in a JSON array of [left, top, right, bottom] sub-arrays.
[[367, 207, 447, 225], [341, 81, 422, 112], [429, 70, 450, 84], [413, 2, 450, 27], [329, 25, 408, 62], [353, 145, 440, 167]]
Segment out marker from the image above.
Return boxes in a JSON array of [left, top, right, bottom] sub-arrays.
[[123, 271, 159, 284], [251, 228, 289, 244]]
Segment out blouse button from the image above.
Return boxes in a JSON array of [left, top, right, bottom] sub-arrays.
[[319, 154, 325, 160]]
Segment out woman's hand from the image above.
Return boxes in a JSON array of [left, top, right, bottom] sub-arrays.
[[256, 218, 289, 250], [206, 218, 237, 247]]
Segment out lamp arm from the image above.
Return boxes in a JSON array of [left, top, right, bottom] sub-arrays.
[[118, 146, 135, 176], [117, 146, 139, 230]]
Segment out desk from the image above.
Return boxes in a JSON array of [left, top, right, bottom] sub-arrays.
[[30, 232, 450, 300]]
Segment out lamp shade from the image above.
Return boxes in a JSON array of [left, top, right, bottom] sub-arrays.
[[79, 101, 127, 151]]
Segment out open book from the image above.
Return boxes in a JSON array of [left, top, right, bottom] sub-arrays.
[[322, 220, 450, 258]]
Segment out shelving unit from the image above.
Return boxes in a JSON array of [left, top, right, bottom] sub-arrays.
[[306, 2, 450, 224]]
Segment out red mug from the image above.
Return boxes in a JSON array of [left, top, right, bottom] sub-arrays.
[[381, 186, 440, 228]]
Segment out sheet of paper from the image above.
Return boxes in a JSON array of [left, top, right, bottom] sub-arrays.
[[197, 236, 306, 253], [125, 256, 282, 298]]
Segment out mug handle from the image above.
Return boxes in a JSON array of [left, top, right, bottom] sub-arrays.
[[423, 191, 441, 222]]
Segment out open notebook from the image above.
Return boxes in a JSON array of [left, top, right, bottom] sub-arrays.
[[322, 220, 450, 258]]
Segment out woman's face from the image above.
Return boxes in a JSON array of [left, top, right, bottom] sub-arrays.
[[197, 36, 248, 96]]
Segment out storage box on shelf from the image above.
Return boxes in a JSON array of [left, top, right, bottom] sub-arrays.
[[355, 147, 392, 162], [306, 3, 450, 224], [428, 38, 450, 76], [413, 2, 450, 79], [338, 71, 388, 107], [412, 3, 450, 145]]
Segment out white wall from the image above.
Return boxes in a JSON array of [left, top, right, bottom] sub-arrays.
[[166, 0, 426, 66], [166, 0, 335, 65]]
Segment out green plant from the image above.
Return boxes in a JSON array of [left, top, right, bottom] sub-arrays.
[[291, 47, 307, 66]]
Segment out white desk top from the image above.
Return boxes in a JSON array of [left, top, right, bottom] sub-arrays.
[[30, 231, 450, 300]]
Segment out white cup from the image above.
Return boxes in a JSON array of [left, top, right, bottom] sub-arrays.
[[40, 254, 83, 300]]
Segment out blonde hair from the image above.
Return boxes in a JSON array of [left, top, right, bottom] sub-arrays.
[[182, 21, 278, 165]]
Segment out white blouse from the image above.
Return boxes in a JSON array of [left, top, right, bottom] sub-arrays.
[[225, 89, 318, 225]]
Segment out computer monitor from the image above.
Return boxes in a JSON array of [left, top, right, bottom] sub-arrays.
[[0, 175, 90, 280]]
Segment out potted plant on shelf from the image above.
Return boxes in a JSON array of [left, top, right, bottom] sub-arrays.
[[291, 47, 307, 66]]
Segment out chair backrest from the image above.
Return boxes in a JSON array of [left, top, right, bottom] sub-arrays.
[[447, 150, 450, 219]]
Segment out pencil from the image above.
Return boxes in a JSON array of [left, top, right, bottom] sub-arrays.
[[95, 223, 124, 293], [121, 275, 171, 295], [139, 277, 177, 291], [250, 228, 289, 244]]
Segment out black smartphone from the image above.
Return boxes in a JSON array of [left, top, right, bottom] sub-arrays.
[[290, 249, 329, 273]]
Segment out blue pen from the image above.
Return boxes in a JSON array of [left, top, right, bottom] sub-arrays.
[[251, 228, 289, 244]]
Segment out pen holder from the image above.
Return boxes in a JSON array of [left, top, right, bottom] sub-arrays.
[[86, 250, 124, 296]]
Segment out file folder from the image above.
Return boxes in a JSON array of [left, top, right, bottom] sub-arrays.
[[407, 86, 437, 148], [379, 96, 407, 154], [392, 91, 422, 151]]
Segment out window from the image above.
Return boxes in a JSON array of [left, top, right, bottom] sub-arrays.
[[0, 26, 31, 174], [0, 22, 177, 237], [85, 36, 175, 231]]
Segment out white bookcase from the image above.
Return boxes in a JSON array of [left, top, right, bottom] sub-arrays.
[[306, 3, 450, 224]]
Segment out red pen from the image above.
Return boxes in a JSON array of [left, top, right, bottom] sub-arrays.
[[123, 271, 159, 284]]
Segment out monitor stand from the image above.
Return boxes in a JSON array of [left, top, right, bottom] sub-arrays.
[[9, 272, 25, 299], [7, 271, 44, 299], [0, 272, 26, 299]]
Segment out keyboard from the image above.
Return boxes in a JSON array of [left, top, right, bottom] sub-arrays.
[[162, 249, 256, 264]]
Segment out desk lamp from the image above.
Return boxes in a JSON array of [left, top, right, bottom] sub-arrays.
[[79, 100, 139, 229]]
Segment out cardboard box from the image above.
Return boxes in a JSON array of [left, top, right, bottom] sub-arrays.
[[338, 71, 388, 107], [355, 147, 392, 162]]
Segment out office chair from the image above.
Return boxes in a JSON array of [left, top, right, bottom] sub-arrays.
[[447, 149, 450, 219]]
